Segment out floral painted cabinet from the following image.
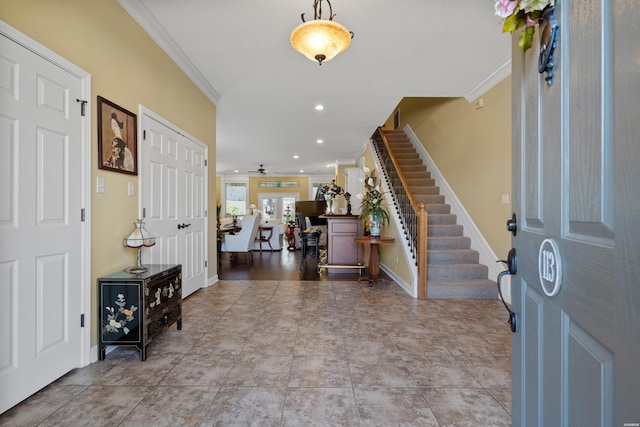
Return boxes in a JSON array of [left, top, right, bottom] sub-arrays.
[[98, 264, 182, 361]]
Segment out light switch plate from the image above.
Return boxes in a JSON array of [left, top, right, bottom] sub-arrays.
[[128, 181, 135, 196], [96, 177, 105, 193]]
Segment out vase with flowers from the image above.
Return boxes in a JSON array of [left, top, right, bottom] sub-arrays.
[[319, 179, 344, 215], [495, 0, 554, 52], [357, 166, 390, 237]]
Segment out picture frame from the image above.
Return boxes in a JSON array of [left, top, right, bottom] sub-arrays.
[[97, 96, 138, 175]]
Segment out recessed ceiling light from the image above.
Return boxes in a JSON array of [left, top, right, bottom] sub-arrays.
[[299, 169, 304, 173], [315, 104, 324, 111], [234, 169, 239, 173], [316, 139, 323, 144], [293, 154, 299, 159]]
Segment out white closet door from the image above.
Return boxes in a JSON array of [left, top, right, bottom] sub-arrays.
[[0, 28, 89, 413], [140, 111, 207, 298]]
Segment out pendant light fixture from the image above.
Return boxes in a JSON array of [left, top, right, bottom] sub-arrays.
[[290, 0, 354, 65]]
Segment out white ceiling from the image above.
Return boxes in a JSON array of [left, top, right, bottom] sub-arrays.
[[119, 0, 512, 176]]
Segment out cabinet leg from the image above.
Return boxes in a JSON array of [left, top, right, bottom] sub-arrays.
[[177, 318, 182, 330]]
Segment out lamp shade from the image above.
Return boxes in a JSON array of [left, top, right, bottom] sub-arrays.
[[123, 219, 155, 248], [290, 19, 352, 65]]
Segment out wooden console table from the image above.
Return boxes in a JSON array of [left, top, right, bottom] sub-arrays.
[[354, 237, 395, 283]]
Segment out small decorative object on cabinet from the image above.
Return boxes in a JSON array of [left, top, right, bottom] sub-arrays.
[[98, 264, 182, 361]]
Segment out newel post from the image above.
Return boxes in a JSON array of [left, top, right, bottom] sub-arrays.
[[417, 203, 428, 299]]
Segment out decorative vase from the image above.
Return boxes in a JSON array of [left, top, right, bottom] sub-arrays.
[[325, 197, 334, 215], [368, 213, 381, 237]]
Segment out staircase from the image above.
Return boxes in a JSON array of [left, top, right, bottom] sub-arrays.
[[382, 129, 496, 299]]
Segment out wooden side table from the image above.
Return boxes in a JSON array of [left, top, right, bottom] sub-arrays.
[[354, 237, 395, 284]]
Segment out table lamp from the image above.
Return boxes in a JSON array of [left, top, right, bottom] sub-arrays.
[[123, 218, 156, 273]]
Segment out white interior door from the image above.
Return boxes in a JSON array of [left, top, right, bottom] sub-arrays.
[[0, 26, 89, 413], [140, 110, 207, 298], [511, 2, 640, 424]]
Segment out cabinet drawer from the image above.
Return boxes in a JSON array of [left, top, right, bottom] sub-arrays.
[[145, 274, 181, 318], [146, 302, 181, 338]]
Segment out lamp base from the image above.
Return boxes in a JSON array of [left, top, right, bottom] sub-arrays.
[[123, 247, 148, 274], [123, 265, 149, 274]]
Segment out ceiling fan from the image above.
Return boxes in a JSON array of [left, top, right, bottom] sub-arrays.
[[248, 164, 268, 175]]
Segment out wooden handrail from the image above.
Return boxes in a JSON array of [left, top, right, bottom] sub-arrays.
[[371, 128, 420, 215], [371, 127, 428, 299]]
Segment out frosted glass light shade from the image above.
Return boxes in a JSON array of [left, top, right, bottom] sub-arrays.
[[290, 19, 352, 65]]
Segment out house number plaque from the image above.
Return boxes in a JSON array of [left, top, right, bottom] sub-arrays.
[[538, 238, 562, 297]]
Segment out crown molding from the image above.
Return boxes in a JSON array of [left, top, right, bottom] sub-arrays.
[[465, 57, 511, 103], [118, 0, 220, 104]]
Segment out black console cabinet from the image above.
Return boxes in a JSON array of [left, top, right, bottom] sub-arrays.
[[98, 264, 182, 361]]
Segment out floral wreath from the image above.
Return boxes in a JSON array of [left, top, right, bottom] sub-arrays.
[[495, 0, 555, 52]]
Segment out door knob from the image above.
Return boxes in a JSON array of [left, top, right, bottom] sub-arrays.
[[506, 213, 517, 236]]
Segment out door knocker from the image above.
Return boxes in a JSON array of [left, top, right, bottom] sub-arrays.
[[538, 6, 558, 86]]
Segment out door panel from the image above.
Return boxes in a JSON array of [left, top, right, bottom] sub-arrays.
[[141, 113, 207, 298], [511, 1, 638, 425], [0, 30, 86, 413]]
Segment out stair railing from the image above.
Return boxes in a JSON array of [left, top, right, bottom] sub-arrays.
[[371, 127, 428, 299]]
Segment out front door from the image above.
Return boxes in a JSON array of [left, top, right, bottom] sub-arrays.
[[0, 26, 89, 413], [140, 110, 207, 298], [510, 2, 639, 425]]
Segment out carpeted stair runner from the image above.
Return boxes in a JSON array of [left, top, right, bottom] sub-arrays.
[[383, 129, 496, 299]]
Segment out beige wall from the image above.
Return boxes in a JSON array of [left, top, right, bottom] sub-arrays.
[[385, 78, 512, 258], [2, 0, 217, 346]]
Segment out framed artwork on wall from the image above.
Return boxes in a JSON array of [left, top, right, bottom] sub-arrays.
[[97, 96, 138, 175]]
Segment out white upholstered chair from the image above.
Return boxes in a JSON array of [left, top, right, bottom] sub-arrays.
[[220, 214, 261, 262]]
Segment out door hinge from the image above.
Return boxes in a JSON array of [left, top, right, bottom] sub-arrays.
[[76, 99, 87, 116], [80, 314, 85, 327], [204, 260, 208, 268], [81, 208, 85, 222], [142, 208, 146, 218], [143, 130, 146, 140], [204, 159, 207, 167], [205, 209, 208, 217]]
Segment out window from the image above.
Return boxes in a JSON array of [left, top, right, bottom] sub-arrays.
[[225, 182, 247, 216], [258, 193, 299, 223]]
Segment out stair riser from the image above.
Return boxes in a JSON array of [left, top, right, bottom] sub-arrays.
[[427, 264, 488, 280], [414, 195, 445, 204], [410, 186, 439, 195], [425, 204, 451, 214], [403, 171, 431, 179], [428, 214, 457, 225], [427, 237, 471, 250], [428, 225, 464, 237], [427, 281, 497, 299], [428, 250, 479, 264]]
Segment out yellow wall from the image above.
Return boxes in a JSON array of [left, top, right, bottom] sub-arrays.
[[385, 78, 512, 258], [1, 0, 217, 346], [248, 176, 310, 207]]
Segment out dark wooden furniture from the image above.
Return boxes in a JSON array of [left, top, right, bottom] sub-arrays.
[[98, 264, 182, 361], [255, 226, 274, 252], [300, 229, 322, 272], [355, 237, 395, 283], [286, 223, 297, 251], [322, 215, 364, 273]]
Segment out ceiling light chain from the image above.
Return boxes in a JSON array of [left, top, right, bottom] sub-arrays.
[[290, 0, 354, 65], [301, 0, 336, 22]]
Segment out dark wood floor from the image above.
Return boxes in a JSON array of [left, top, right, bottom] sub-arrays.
[[218, 248, 362, 281]]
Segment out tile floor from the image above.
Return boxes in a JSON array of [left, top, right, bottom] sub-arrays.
[[0, 279, 512, 426]]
